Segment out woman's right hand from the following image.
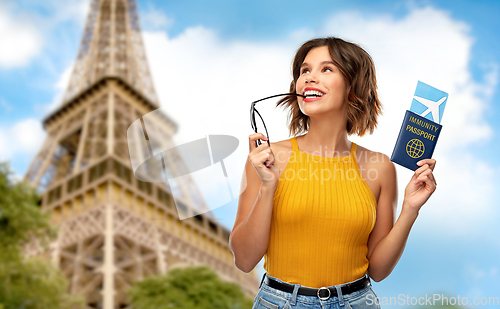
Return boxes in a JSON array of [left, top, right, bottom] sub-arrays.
[[248, 133, 279, 188]]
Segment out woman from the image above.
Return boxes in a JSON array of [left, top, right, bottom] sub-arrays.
[[229, 37, 437, 309]]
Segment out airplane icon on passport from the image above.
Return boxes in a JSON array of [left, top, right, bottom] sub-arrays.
[[409, 81, 448, 124], [412, 95, 447, 124]]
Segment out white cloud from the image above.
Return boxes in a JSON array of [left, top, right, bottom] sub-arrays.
[[140, 7, 174, 30], [12, 0, 89, 27], [143, 27, 296, 143], [12, 119, 45, 154], [0, 119, 46, 161], [141, 6, 498, 237], [0, 3, 43, 68], [0, 0, 87, 73], [51, 0, 88, 25], [36, 63, 74, 114]]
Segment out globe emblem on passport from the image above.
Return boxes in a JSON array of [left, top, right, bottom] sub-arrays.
[[406, 139, 425, 158]]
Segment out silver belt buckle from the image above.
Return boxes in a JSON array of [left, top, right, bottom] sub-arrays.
[[317, 287, 331, 300]]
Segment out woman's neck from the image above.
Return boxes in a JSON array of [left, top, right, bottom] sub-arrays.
[[298, 112, 350, 157]]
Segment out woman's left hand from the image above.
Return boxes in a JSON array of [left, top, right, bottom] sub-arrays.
[[403, 159, 437, 214]]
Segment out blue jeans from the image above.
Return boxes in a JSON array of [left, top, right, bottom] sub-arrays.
[[252, 273, 382, 309]]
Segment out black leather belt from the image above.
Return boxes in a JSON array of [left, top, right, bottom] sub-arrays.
[[264, 274, 371, 300]]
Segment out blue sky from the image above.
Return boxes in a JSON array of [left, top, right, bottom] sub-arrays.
[[1, 0, 499, 307]]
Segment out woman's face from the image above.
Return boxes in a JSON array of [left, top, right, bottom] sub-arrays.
[[295, 46, 347, 116]]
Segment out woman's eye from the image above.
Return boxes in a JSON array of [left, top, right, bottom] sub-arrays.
[[323, 67, 333, 72], [301, 68, 310, 74]]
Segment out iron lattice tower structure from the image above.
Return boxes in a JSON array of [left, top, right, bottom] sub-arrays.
[[24, 0, 259, 308]]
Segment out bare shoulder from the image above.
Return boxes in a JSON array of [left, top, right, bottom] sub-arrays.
[[355, 144, 392, 170], [269, 138, 294, 178], [269, 138, 293, 159], [269, 138, 292, 150], [355, 143, 396, 200]]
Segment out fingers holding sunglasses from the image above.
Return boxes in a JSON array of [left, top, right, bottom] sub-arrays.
[[250, 149, 279, 185], [248, 133, 268, 151], [248, 134, 279, 187]]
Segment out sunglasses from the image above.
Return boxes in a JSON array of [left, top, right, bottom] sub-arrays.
[[250, 93, 305, 147]]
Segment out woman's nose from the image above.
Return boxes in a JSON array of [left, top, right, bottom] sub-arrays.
[[305, 71, 318, 84]]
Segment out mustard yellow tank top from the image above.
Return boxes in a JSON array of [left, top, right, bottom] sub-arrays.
[[263, 137, 377, 288]]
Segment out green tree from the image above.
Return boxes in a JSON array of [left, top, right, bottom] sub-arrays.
[[0, 162, 84, 309], [128, 265, 254, 309]]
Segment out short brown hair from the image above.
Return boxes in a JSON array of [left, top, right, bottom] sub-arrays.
[[277, 37, 382, 137]]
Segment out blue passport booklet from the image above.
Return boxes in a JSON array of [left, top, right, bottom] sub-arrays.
[[391, 81, 448, 171]]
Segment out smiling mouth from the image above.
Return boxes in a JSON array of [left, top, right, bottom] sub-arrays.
[[303, 90, 325, 99]]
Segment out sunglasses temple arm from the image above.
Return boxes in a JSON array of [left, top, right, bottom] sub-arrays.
[[251, 92, 305, 105], [250, 104, 257, 132], [250, 104, 262, 146], [253, 108, 271, 147]]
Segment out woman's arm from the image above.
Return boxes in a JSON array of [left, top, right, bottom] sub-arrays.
[[366, 158, 437, 282], [229, 134, 279, 273]]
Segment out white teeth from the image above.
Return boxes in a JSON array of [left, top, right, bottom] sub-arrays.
[[303, 90, 324, 97]]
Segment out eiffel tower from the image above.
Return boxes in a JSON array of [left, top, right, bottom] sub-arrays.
[[24, 0, 259, 308]]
